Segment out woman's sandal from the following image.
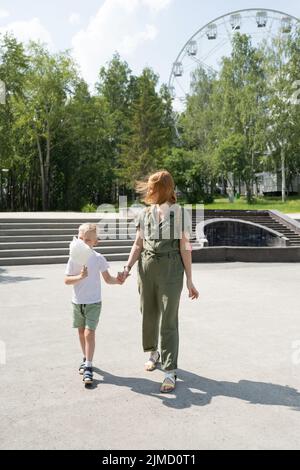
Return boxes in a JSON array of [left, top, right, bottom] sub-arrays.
[[160, 372, 177, 393], [144, 351, 160, 372]]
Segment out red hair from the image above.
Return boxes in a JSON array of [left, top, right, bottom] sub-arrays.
[[136, 170, 177, 205]]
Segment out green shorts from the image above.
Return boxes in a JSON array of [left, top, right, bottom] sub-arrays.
[[72, 302, 102, 331]]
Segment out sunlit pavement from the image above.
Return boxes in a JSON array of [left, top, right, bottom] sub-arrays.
[[1, 261, 300, 450]]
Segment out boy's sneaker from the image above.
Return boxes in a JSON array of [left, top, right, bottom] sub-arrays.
[[79, 358, 86, 375], [83, 367, 93, 385]]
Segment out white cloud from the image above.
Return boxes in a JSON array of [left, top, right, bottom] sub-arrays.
[[0, 9, 10, 19], [120, 24, 157, 56], [69, 13, 81, 26], [0, 17, 53, 48], [142, 0, 172, 12], [71, 0, 173, 85]]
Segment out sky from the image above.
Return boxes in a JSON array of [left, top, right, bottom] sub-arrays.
[[0, 0, 299, 89]]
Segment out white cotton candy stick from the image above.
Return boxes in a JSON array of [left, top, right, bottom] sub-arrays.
[[69, 237, 93, 266]]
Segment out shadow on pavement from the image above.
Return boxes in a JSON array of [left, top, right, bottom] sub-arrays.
[[90, 367, 300, 411], [0, 267, 43, 284]]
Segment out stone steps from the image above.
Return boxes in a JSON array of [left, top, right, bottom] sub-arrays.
[[1, 210, 300, 265], [0, 245, 134, 258], [0, 253, 127, 266], [0, 235, 135, 243], [0, 217, 136, 265], [201, 212, 300, 245], [0, 228, 136, 236], [0, 240, 132, 249]]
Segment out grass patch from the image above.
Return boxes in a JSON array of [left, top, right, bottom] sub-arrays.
[[202, 196, 300, 213], [80, 196, 300, 214]]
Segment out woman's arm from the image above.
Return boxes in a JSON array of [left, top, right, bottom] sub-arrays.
[[180, 234, 193, 280], [118, 230, 143, 281], [127, 230, 143, 267], [180, 234, 199, 300]]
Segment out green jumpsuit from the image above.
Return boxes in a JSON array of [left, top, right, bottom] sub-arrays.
[[135, 204, 192, 371]]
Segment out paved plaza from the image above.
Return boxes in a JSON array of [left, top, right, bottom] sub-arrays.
[[1, 261, 300, 450]]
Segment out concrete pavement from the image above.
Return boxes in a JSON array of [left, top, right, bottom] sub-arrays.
[[0, 261, 300, 449]]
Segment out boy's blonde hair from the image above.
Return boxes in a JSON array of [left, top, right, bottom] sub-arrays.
[[78, 223, 97, 237]]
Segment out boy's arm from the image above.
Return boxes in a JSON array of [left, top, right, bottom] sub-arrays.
[[101, 270, 122, 285], [64, 266, 88, 285]]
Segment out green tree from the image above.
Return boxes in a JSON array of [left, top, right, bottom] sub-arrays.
[[215, 34, 267, 202], [0, 34, 28, 209], [14, 42, 79, 210], [263, 37, 292, 201], [96, 54, 134, 201], [62, 81, 116, 210], [119, 68, 174, 188]]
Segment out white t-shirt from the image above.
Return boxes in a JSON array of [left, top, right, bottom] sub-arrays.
[[65, 251, 109, 305]]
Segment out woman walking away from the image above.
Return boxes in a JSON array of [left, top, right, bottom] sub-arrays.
[[119, 170, 199, 393]]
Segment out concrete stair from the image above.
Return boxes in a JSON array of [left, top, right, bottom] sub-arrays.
[[1, 210, 300, 265], [0, 218, 136, 266], [201, 210, 300, 247]]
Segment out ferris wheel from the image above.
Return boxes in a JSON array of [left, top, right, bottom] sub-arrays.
[[168, 8, 299, 112]]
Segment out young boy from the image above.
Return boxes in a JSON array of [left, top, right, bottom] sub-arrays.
[[65, 223, 123, 386]]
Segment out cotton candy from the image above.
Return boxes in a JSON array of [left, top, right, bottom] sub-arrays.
[[69, 237, 93, 266]]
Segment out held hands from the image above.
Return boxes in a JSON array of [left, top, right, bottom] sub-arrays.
[[186, 278, 199, 300], [78, 265, 129, 285], [116, 273, 126, 285], [117, 267, 131, 284]]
